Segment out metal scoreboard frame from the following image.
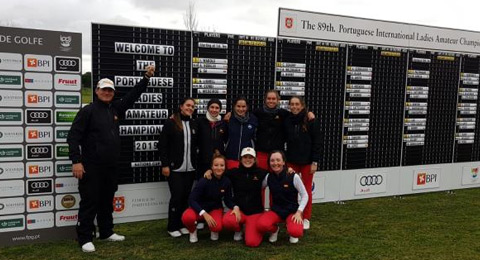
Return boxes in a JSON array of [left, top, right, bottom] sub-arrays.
[[0, 26, 82, 246]]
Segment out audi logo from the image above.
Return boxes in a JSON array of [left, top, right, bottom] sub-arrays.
[[29, 112, 49, 118], [30, 147, 49, 154], [58, 60, 77, 66], [360, 175, 383, 186], [30, 181, 50, 188]]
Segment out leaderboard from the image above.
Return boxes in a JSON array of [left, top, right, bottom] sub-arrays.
[[92, 24, 191, 184], [92, 24, 480, 182]]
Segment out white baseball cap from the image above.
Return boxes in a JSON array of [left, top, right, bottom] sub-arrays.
[[97, 78, 115, 90], [240, 147, 256, 158]]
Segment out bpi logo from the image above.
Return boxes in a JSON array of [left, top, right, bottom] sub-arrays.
[[26, 127, 53, 142], [113, 196, 125, 212], [29, 199, 52, 209], [417, 172, 437, 185], [28, 164, 52, 176], [24, 55, 52, 72], [285, 17, 294, 29], [471, 167, 478, 179], [25, 91, 52, 107]]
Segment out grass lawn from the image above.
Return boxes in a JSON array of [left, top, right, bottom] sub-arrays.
[[1, 188, 479, 260]]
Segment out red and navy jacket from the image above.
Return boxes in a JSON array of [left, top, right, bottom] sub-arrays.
[[226, 165, 268, 215], [266, 169, 299, 219], [188, 175, 235, 214]]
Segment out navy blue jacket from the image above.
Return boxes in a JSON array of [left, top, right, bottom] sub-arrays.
[[197, 118, 227, 164], [284, 114, 322, 165], [267, 169, 299, 219], [225, 113, 258, 160], [189, 176, 235, 213]]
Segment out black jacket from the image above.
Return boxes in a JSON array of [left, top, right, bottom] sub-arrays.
[[67, 76, 149, 165], [253, 108, 289, 152], [226, 165, 268, 215], [284, 112, 322, 165], [189, 176, 235, 213], [197, 118, 227, 164], [158, 116, 198, 170]]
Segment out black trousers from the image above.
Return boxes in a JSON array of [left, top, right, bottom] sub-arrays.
[[77, 163, 118, 245], [167, 171, 195, 232]]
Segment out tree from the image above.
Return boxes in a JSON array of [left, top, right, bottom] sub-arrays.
[[183, 1, 198, 31]]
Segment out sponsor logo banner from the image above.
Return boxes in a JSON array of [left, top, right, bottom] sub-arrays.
[[24, 54, 52, 72], [0, 108, 23, 125], [55, 161, 72, 177], [0, 214, 25, 232], [26, 179, 53, 195], [0, 71, 23, 89], [25, 109, 53, 125], [54, 92, 81, 108], [55, 144, 69, 159], [55, 109, 77, 125], [0, 197, 25, 215], [25, 126, 53, 143], [0, 144, 23, 161], [54, 74, 81, 91], [26, 195, 54, 212], [54, 127, 70, 142], [462, 166, 480, 186], [25, 91, 53, 108], [24, 72, 53, 90], [55, 210, 78, 227], [0, 180, 25, 197], [0, 126, 24, 143], [54, 56, 80, 73], [355, 173, 387, 195], [0, 52, 22, 71], [26, 161, 54, 178], [112, 189, 168, 218], [55, 177, 78, 194], [55, 193, 79, 210], [26, 144, 53, 160], [413, 168, 441, 190], [26, 212, 54, 230], [0, 162, 24, 179], [0, 90, 23, 107]]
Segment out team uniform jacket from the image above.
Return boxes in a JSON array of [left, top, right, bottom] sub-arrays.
[[225, 113, 258, 160], [197, 118, 227, 164], [226, 166, 268, 215], [67, 76, 150, 165], [283, 115, 322, 165], [189, 176, 235, 214], [253, 108, 289, 152], [158, 117, 198, 171], [263, 169, 308, 219]]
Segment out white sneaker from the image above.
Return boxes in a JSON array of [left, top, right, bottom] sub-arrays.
[[168, 230, 182, 238], [180, 228, 189, 235], [233, 231, 243, 241], [268, 227, 279, 243], [210, 232, 219, 241], [105, 233, 125, 242], [197, 222, 205, 230], [189, 230, 198, 243], [81, 242, 95, 253], [303, 219, 310, 230], [289, 236, 299, 244]]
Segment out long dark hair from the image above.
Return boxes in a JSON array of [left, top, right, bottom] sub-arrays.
[[289, 96, 309, 132], [173, 97, 195, 131]]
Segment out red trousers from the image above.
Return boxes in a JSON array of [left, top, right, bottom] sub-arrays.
[[181, 208, 223, 233], [256, 151, 269, 171], [288, 163, 314, 220], [256, 210, 303, 238], [226, 159, 240, 170], [222, 210, 263, 247]]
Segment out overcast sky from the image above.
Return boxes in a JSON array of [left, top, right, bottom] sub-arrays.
[[2, 0, 479, 73]]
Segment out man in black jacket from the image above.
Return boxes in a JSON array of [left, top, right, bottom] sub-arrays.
[[67, 65, 155, 252]]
